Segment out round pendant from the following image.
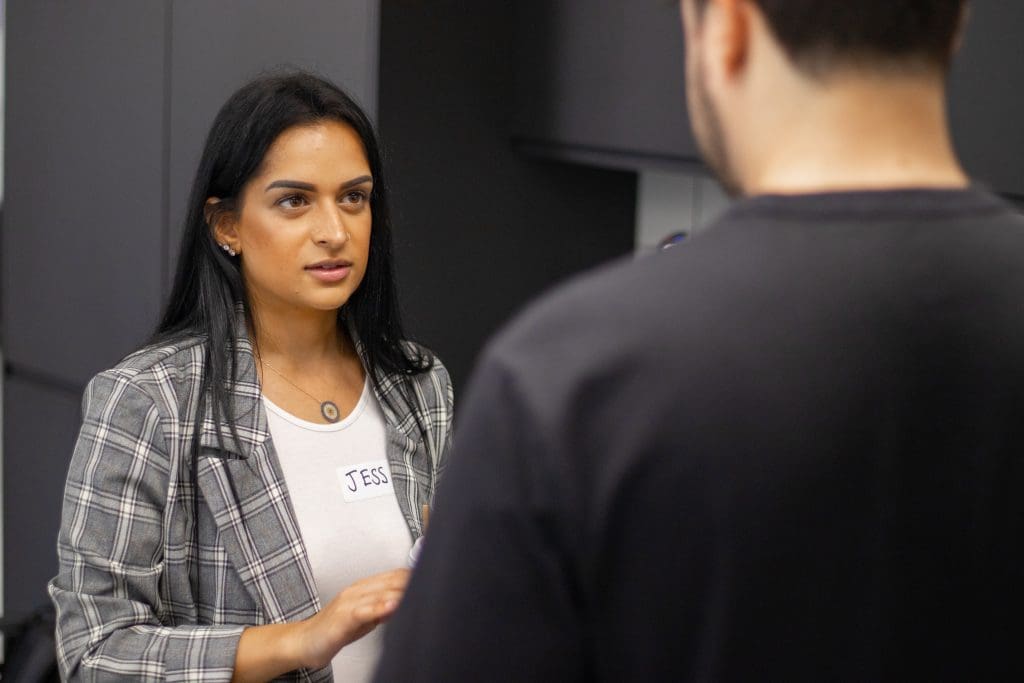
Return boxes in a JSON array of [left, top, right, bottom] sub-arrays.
[[320, 401, 341, 423]]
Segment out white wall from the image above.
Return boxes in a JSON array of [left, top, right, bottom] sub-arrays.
[[635, 170, 731, 252]]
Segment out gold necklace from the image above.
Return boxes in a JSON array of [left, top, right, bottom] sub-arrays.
[[260, 358, 341, 423]]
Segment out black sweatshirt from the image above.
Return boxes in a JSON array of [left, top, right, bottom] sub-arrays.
[[376, 188, 1024, 682]]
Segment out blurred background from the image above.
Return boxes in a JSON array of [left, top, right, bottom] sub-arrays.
[[0, 0, 1021, 648]]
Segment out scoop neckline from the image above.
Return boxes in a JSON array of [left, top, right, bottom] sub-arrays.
[[261, 377, 370, 432]]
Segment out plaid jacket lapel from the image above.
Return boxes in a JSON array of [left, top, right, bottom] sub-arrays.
[[384, 419, 424, 539], [196, 446, 322, 625], [196, 332, 322, 628], [349, 326, 432, 539]]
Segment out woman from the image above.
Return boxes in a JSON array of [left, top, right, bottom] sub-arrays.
[[49, 72, 453, 682]]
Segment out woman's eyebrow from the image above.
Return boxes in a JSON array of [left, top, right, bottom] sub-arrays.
[[265, 179, 316, 192], [264, 175, 373, 193], [340, 174, 374, 189]]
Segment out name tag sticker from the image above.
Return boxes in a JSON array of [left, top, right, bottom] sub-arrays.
[[337, 462, 394, 502]]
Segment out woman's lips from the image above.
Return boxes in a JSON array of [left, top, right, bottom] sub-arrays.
[[305, 264, 352, 283]]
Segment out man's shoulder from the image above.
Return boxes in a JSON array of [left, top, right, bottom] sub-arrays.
[[485, 186, 1024, 382], [497, 221, 744, 346], [484, 246, 708, 386]]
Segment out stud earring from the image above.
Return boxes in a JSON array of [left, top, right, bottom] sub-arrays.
[[220, 243, 237, 257]]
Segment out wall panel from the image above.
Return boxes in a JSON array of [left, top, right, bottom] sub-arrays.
[[3, 0, 167, 386], [2, 375, 81, 619]]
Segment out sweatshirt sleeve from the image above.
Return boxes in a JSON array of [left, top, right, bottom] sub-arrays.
[[374, 350, 584, 682]]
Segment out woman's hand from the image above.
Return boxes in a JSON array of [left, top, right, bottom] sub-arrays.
[[232, 568, 410, 682], [294, 568, 411, 670]]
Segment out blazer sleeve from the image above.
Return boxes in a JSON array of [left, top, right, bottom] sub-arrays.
[[48, 370, 245, 682]]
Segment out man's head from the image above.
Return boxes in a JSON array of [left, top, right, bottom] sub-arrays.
[[681, 0, 968, 195]]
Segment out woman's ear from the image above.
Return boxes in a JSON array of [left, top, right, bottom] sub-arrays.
[[206, 197, 241, 254]]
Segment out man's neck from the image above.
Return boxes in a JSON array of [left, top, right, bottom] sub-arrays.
[[739, 73, 969, 196]]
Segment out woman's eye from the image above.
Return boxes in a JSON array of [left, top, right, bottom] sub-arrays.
[[277, 195, 308, 209], [342, 190, 368, 205]]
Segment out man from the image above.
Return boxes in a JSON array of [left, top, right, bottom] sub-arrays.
[[376, 1, 1024, 680]]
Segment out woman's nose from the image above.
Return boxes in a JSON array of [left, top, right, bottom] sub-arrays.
[[313, 205, 350, 246]]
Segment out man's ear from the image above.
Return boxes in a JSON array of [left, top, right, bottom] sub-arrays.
[[205, 197, 240, 252], [717, 0, 751, 77]]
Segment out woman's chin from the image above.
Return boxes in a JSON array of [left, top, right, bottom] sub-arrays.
[[296, 291, 357, 313]]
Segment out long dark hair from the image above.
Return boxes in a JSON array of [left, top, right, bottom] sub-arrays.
[[155, 71, 431, 453]]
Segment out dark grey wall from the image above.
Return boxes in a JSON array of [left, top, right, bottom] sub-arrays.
[[2, 0, 379, 620], [4, 1, 167, 388], [3, 376, 82, 614], [514, 0, 696, 171], [948, 1, 1024, 199], [514, 0, 1024, 200], [379, 1, 638, 389], [3, 0, 168, 621]]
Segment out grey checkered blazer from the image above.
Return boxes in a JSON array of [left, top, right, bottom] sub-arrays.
[[48, 325, 453, 682]]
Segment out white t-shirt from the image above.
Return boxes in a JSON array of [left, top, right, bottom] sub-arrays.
[[263, 381, 412, 682]]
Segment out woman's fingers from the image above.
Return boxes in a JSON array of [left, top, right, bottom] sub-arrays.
[[352, 589, 405, 622], [325, 569, 409, 629], [349, 583, 407, 619], [297, 568, 413, 669], [344, 568, 410, 599]]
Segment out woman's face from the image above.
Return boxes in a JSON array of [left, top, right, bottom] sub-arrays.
[[213, 120, 374, 316]]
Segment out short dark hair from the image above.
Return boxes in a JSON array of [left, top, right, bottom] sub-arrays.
[[696, 0, 967, 76]]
